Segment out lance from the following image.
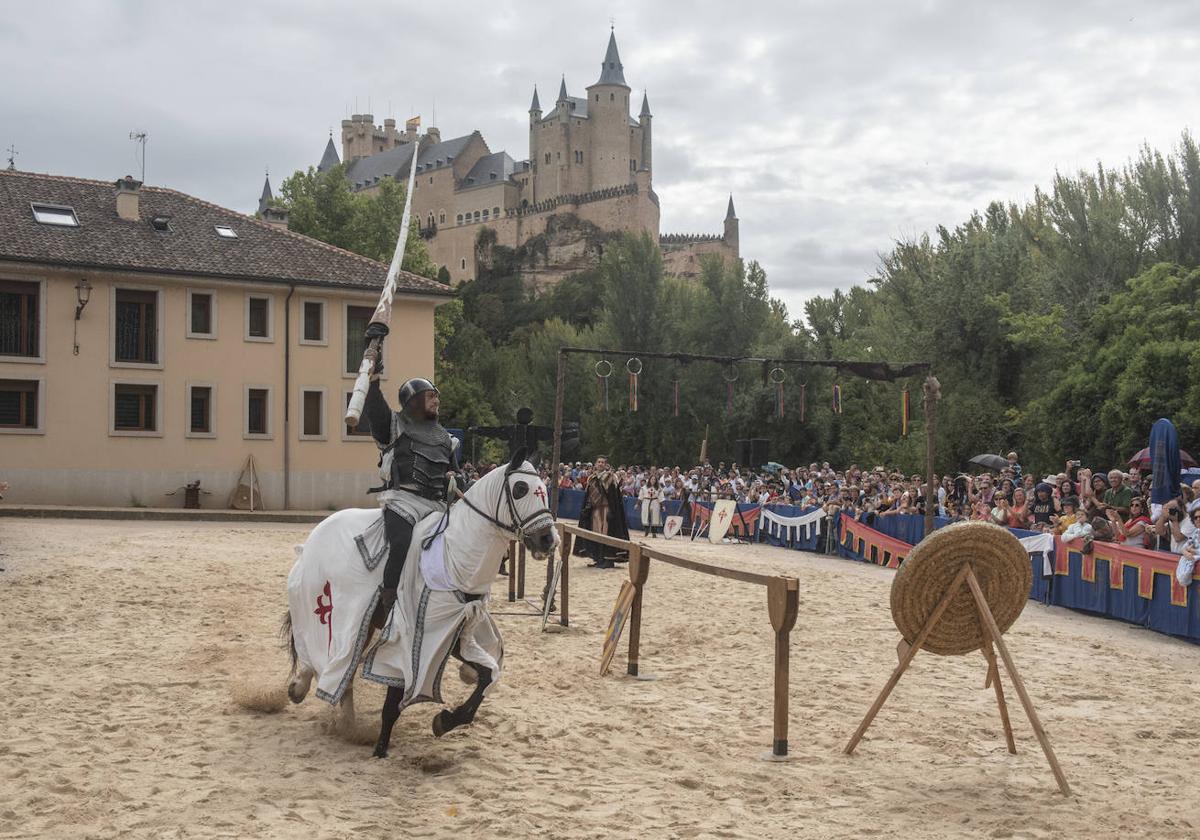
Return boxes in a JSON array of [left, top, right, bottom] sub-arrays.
[[344, 117, 423, 425]]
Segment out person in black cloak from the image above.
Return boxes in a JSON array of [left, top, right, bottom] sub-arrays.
[[573, 456, 630, 566]]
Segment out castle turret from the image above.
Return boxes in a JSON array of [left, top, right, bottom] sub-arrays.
[[724, 195, 739, 257], [585, 31, 633, 191], [639, 92, 652, 175], [257, 172, 273, 215], [317, 134, 340, 172]]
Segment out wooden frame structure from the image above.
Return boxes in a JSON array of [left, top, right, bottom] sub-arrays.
[[548, 347, 939, 536], [560, 522, 800, 759], [844, 562, 1071, 796], [491, 539, 571, 629]]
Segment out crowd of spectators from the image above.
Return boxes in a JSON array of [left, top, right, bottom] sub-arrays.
[[498, 450, 1200, 567]]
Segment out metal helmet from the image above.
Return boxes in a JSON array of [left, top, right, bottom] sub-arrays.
[[399, 377, 438, 409]]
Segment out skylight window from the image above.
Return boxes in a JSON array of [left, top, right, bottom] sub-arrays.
[[31, 203, 80, 227], [214, 225, 238, 239]]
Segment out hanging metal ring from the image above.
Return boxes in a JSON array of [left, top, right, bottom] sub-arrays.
[[595, 359, 613, 378], [768, 367, 786, 385], [722, 363, 739, 383], [625, 357, 643, 376]]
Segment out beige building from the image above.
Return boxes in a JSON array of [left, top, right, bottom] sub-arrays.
[[311, 31, 739, 285], [0, 169, 452, 510]]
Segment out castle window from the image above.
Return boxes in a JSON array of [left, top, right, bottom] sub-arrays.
[[456, 214, 463, 225], [493, 207, 499, 216], [631, 159, 637, 171], [575, 150, 583, 164], [439, 211, 446, 224], [595, 95, 599, 102], [482, 209, 489, 220], [429, 176, 433, 184], [490, 173, 497, 180], [556, 152, 561, 162], [610, 93, 614, 102], [474, 211, 480, 222], [544, 153, 551, 164], [461, 259, 466, 269]]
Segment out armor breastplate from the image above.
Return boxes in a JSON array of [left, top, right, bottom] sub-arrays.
[[378, 413, 453, 499]]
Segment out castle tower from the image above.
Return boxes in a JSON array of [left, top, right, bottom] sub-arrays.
[[257, 173, 273, 215], [638, 92, 652, 174], [585, 31, 633, 191], [317, 134, 341, 172], [724, 195, 739, 257]]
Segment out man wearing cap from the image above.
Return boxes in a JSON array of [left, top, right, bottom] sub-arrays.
[[362, 325, 459, 612]]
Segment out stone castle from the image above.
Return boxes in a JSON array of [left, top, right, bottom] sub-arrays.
[[300, 31, 739, 286]]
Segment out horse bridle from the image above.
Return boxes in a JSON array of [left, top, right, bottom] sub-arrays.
[[455, 467, 555, 542]]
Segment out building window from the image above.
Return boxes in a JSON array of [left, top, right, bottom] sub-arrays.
[[461, 258, 466, 269], [246, 294, 272, 341], [610, 93, 614, 102], [345, 305, 374, 373], [544, 153, 551, 164], [214, 225, 238, 239], [631, 159, 637, 171], [456, 214, 463, 225], [115, 288, 158, 364], [302, 300, 325, 343], [189, 385, 213, 435], [574, 150, 582, 164], [301, 388, 325, 439], [114, 383, 157, 432], [344, 392, 372, 438], [31, 203, 79, 227], [245, 387, 270, 437], [0, 280, 40, 358], [482, 209, 489, 220], [474, 210, 480, 222], [439, 211, 446, 224], [493, 206, 500, 217], [187, 290, 215, 338], [0, 379, 38, 429]]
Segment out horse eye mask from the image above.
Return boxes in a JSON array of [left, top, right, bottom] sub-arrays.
[[512, 481, 529, 499]]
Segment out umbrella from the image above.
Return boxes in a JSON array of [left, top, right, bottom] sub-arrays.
[[967, 454, 1008, 471], [1147, 419, 1182, 505], [1128, 446, 1196, 470], [763, 461, 787, 474]]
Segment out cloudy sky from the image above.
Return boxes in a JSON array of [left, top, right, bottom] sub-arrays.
[[3, 0, 1197, 319]]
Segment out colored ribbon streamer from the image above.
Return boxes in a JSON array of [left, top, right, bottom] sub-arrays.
[[629, 372, 639, 412], [672, 380, 680, 417], [726, 381, 734, 415], [901, 388, 910, 437], [799, 383, 807, 423], [776, 382, 785, 418], [832, 383, 843, 415]]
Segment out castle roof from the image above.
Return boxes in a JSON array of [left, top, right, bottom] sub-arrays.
[[257, 174, 273, 214], [640, 92, 652, 118], [0, 169, 450, 296], [593, 31, 628, 87], [530, 85, 541, 112], [558, 76, 568, 102], [462, 152, 516, 189], [726, 194, 737, 220], [344, 132, 478, 190], [317, 136, 341, 172]]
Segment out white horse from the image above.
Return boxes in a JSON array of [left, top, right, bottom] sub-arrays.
[[281, 448, 558, 757]]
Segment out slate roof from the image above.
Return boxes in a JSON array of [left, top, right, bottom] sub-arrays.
[[343, 133, 478, 190], [0, 170, 451, 296], [594, 32, 628, 87], [462, 152, 516, 189], [317, 136, 341, 172], [530, 86, 541, 112], [257, 175, 273, 214], [726, 195, 737, 220]]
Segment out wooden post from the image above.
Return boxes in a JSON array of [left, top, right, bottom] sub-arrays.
[[965, 567, 1071, 796], [549, 349, 566, 519], [767, 577, 800, 757], [922, 375, 940, 540], [517, 542, 527, 600], [626, 544, 649, 677], [560, 531, 571, 627], [981, 638, 1017, 754], [845, 563, 970, 755], [507, 540, 517, 603]]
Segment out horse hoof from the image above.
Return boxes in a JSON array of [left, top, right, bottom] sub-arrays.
[[432, 710, 454, 738], [372, 744, 388, 759]]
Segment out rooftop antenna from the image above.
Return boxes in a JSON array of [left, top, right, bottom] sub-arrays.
[[129, 131, 147, 182], [5, 143, 16, 171]]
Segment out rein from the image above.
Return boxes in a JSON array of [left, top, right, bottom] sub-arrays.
[[452, 467, 554, 542]]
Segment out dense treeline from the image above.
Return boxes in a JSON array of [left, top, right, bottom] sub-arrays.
[[277, 135, 1200, 475]]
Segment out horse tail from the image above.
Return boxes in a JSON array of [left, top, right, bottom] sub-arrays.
[[280, 610, 297, 674]]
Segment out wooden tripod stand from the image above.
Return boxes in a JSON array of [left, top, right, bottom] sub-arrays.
[[844, 563, 1071, 796]]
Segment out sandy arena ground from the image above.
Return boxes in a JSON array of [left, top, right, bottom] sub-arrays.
[[2, 517, 1199, 839]]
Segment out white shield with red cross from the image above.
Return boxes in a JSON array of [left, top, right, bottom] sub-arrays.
[[662, 515, 683, 540], [708, 500, 737, 543]]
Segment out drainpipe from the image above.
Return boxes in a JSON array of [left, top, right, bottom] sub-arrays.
[[283, 284, 295, 509]]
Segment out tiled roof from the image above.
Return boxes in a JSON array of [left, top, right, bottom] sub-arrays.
[[462, 152, 516, 188], [0, 170, 452, 296], [343, 133, 480, 190]]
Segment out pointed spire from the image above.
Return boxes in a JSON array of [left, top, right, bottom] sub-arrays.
[[530, 85, 541, 112], [640, 92, 652, 118], [317, 135, 340, 172], [725, 194, 737, 220], [258, 172, 273, 214], [557, 75, 568, 102], [594, 30, 628, 87]]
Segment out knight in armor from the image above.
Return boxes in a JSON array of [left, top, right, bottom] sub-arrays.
[[362, 323, 460, 611]]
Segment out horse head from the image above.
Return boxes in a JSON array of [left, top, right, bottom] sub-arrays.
[[463, 447, 559, 558]]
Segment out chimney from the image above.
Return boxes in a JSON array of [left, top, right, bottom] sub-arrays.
[[261, 206, 290, 231], [425, 126, 441, 144], [115, 175, 142, 221]]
